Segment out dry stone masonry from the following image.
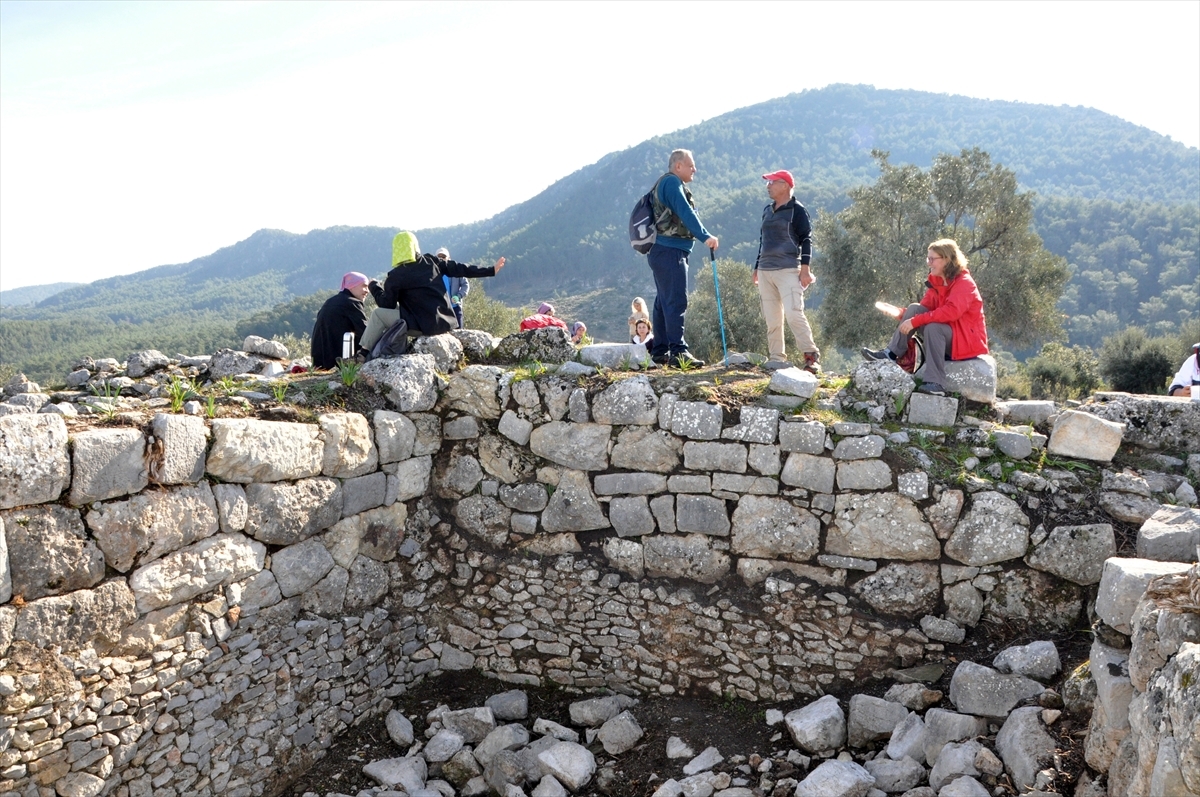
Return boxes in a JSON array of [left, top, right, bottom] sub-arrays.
[[0, 336, 1197, 797]]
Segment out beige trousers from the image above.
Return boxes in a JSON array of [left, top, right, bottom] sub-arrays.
[[360, 307, 401, 353], [757, 268, 818, 361]]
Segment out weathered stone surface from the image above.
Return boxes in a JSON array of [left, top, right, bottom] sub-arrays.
[[390, 456, 434, 503], [670, 401, 723, 440], [542, 470, 608, 532], [478, 434, 537, 485], [779, 420, 826, 454], [832, 434, 885, 460], [897, 471, 929, 501], [1, 505, 105, 600], [579, 342, 651, 369], [1025, 523, 1114, 585], [1080, 392, 1200, 453], [948, 660, 1044, 718], [454, 494, 513, 546], [125, 349, 171, 377], [747, 444, 781, 478], [498, 482, 550, 513], [149, 413, 207, 485], [928, 740, 982, 792], [301, 565, 347, 616], [596, 711, 644, 755], [1048, 409, 1125, 462], [945, 491, 1029, 566], [364, 756, 427, 790], [244, 477, 342, 545], [828, 493, 939, 561], [643, 534, 730, 583], [498, 410, 534, 446], [594, 472, 668, 495], [768, 367, 819, 399], [128, 532, 266, 612], [529, 421, 611, 471], [836, 460, 893, 491], [863, 756, 924, 794], [411, 333, 464, 373], [921, 615, 966, 643], [325, 503, 407, 566], [926, 489, 965, 539], [847, 694, 909, 748], [993, 640, 1061, 682], [272, 538, 336, 597], [997, 400, 1056, 426], [923, 708, 987, 767], [721, 407, 779, 444], [225, 569, 282, 617], [1137, 506, 1200, 562], [492, 327, 575, 365], [611, 426, 682, 473], [780, 453, 835, 493], [609, 496, 656, 537], [682, 441, 747, 473], [374, 410, 417, 463], [241, 335, 287, 359], [537, 741, 596, 792], [907, 393, 958, 427], [12, 580, 136, 654], [943, 581, 984, 627], [917, 355, 996, 404], [785, 695, 846, 753], [852, 360, 915, 410], [359, 354, 440, 412], [213, 483, 248, 532], [675, 495, 730, 536], [342, 471, 386, 517], [1099, 491, 1162, 525], [209, 348, 267, 379], [1095, 557, 1192, 635], [592, 376, 659, 425], [319, 412, 378, 478], [602, 537, 644, 579], [444, 415, 480, 439], [852, 563, 940, 617], [995, 707, 1057, 792], [486, 691, 530, 721], [86, 484, 220, 572], [69, 427, 148, 505], [452, 328, 501, 362], [993, 430, 1033, 460], [436, 451, 483, 499], [794, 759, 874, 797], [207, 419, 323, 483], [982, 568, 1083, 632], [731, 495, 819, 562], [886, 712, 928, 764], [344, 555, 389, 611]]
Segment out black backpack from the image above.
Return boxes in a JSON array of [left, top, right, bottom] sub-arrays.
[[367, 318, 410, 360], [629, 188, 657, 254]]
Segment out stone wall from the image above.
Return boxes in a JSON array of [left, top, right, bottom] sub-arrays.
[[0, 363, 1197, 797]]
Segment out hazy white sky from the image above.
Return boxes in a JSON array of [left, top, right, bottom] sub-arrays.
[[1, 0, 1197, 292]]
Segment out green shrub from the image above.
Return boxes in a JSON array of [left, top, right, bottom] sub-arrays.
[[461, 283, 525, 338], [1026, 343, 1100, 400], [1099, 327, 1175, 394]]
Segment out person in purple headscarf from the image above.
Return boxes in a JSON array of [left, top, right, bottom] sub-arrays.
[[310, 271, 379, 369]]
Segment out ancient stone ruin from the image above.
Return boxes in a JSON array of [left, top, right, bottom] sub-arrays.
[[0, 331, 1197, 797]]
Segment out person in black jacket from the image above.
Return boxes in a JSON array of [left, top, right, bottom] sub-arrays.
[[360, 231, 505, 352], [310, 272, 376, 369]]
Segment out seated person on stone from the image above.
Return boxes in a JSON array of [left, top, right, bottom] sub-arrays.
[[861, 238, 988, 397], [628, 297, 650, 342], [519, 302, 568, 332], [1167, 342, 1200, 398], [632, 319, 654, 351], [360, 232, 505, 353], [310, 272, 378, 370], [570, 321, 588, 345]]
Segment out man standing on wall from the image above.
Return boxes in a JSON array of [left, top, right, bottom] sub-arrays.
[[755, 169, 820, 373], [646, 149, 719, 368]]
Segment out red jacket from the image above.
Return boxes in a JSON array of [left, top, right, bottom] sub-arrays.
[[911, 269, 989, 360], [519, 314, 568, 332]]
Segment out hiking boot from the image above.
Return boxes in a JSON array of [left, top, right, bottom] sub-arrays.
[[668, 352, 705, 369], [917, 382, 947, 396], [763, 360, 791, 371], [651, 354, 670, 365], [802, 352, 822, 374], [861, 347, 895, 362]]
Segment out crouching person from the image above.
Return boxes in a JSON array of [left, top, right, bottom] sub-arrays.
[[360, 231, 505, 355], [311, 272, 377, 370], [861, 238, 988, 396]]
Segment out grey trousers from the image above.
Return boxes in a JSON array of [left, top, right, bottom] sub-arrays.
[[888, 304, 953, 387]]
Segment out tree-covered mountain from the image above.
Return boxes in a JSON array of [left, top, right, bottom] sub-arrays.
[[0, 282, 83, 308], [2, 84, 1196, 382]]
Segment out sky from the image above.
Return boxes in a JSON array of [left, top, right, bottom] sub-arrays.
[[1, 1, 1198, 293]]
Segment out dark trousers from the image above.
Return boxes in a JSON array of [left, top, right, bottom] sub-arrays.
[[452, 304, 464, 329], [648, 243, 690, 358], [888, 304, 953, 386]]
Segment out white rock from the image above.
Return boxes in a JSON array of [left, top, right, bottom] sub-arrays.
[[785, 695, 846, 753], [1047, 409, 1125, 462]]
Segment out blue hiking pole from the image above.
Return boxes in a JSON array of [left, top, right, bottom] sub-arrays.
[[710, 248, 729, 367]]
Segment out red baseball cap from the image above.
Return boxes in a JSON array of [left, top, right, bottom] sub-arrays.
[[762, 170, 794, 188]]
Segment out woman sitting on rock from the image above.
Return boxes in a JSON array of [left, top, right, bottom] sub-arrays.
[[861, 238, 988, 396]]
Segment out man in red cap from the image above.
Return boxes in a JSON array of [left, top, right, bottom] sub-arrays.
[[754, 169, 819, 373]]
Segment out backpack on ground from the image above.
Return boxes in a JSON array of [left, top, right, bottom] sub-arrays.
[[629, 189, 657, 254], [368, 318, 410, 360]]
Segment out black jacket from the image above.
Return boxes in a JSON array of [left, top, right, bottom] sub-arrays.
[[755, 197, 812, 270], [311, 289, 368, 369], [372, 253, 496, 335]]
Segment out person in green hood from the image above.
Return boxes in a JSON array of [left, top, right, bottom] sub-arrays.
[[360, 231, 505, 353]]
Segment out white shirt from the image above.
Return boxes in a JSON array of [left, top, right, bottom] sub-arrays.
[[1169, 353, 1200, 391]]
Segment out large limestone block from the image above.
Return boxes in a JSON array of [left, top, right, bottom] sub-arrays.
[[271, 538, 337, 597], [852, 360, 915, 410], [675, 495, 730, 536], [852, 562, 940, 617], [1079, 393, 1200, 453], [206, 419, 323, 483], [579, 342, 651, 370], [923, 708, 988, 767], [529, 421, 611, 471], [1099, 491, 1162, 525], [945, 491, 1028, 566], [0, 414, 70, 509], [410, 333, 464, 374], [358, 353, 440, 412], [643, 533, 730, 583], [611, 426, 682, 473], [244, 477, 343, 545], [785, 695, 846, 753], [69, 427, 148, 505], [780, 452, 835, 493], [768, 367, 819, 399], [86, 484, 220, 572], [478, 435, 536, 485], [492, 327, 575, 364], [906, 393, 959, 427], [996, 400, 1056, 426], [835, 460, 893, 491], [948, 661, 1044, 718], [1137, 506, 1200, 562], [982, 569, 1083, 632], [721, 406, 780, 444], [832, 434, 885, 460], [916, 354, 996, 404], [1095, 557, 1192, 635], [342, 471, 386, 517], [541, 470, 609, 533], [779, 420, 826, 454], [129, 532, 266, 613], [795, 760, 874, 797], [682, 441, 747, 473], [670, 401, 724, 440], [591, 376, 659, 425], [1025, 523, 1115, 585], [603, 537, 644, 579], [12, 580, 137, 654], [324, 503, 407, 566], [537, 742, 596, 792], [126, 348, 170, 377], [453, 494, 513, 546], [828, 493, 939, 561], [441, 364, 508, 419], [148, 413, 207, 485], [731, 495, 819, 562], [374, 410, 417, 463], [1048, 409, 1125, 462], [847, 694, 909, 748], [609, 496, 655, 537], [319, 412, 378, 478], [1, 505, 105, 600]]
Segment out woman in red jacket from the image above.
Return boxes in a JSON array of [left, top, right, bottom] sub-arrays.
[[862, 238, 988, 396]]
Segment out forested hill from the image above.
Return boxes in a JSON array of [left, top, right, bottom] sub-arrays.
[[3, 84, 1196, 381]]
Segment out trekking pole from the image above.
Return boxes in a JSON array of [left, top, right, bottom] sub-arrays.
[[710, 248, 729, 367]]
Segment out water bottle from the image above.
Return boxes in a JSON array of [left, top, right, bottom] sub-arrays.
[[342, 332, 355, 360]]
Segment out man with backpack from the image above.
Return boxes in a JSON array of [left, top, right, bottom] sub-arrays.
[[643, 149, 718, 368]]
